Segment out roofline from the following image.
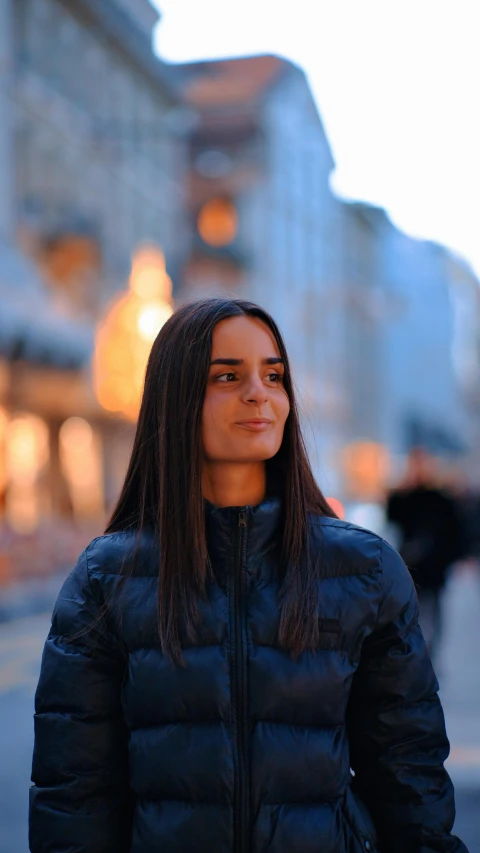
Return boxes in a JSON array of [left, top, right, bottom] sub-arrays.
[[341, 199, 391, 229], [173, 51, 303, 74], [291, 68, 336, 172], [174, 52, 335, 171]]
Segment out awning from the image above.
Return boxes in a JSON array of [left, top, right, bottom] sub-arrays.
[[0, 242, 93, 369]]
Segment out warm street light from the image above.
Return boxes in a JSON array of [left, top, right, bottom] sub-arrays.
[[93, 245, 173, 421], [340, 440, 391, 501], [197, 198, 238, 247]]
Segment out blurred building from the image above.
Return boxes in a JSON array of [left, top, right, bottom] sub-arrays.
[[12, 0, 187, 289], [175, 54, 347, 492], [173, 54, 480, 502], [336, 202, 388, 444], [1, 9, 479, 565], [336, 202, 479, 500], [379, 231, 468, 460], [0, 0, 188, 576], [445, 253, 480, 479]]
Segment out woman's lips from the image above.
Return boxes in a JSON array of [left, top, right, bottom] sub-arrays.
[[235, 419, 272, 431]]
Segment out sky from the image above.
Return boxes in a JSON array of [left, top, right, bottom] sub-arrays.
[[152, 0, 480, 277]]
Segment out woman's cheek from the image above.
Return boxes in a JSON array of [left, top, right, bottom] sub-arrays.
[[278, 391, 290, 423]]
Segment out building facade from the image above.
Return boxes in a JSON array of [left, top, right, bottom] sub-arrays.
[[176, 54, 348, 494], [0, 0, 187, 577], [334, 201, 477, 497], [12, 0, 187, 299], [377, 227, 470, 465], [1, 17, 478, 561], [175, 53, 480, 503]]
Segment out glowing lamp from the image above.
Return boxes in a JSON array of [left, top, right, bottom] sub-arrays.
[[197, 198, 238, 247], [341, 440, 390, 500], [93, 245, 173, 421]]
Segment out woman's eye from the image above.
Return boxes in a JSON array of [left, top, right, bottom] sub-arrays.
[[213, 371, 283, 383]]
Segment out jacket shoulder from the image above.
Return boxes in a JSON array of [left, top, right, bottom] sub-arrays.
[[308, 515, 416, 616], [312, 514, 383, 540], [50, 532, 159, 637], [308, 515, 384, 578], [84, 529, 159, 578]]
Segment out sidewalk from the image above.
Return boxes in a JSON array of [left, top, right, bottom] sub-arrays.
[[436, 563, 480, 789], [0, 571, 66, 624]]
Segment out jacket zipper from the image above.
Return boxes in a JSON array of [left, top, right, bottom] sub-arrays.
[[234, 509, 248, 853]]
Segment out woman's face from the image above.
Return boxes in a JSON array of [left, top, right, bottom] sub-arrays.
[[202, 315, 290, 464]]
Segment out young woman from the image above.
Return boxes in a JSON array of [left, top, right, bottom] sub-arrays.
[[29, 298, 468, 853]]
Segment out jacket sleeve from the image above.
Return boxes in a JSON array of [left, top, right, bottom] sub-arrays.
[[347, 539, 469, 853], [29, 548, 131, 853]]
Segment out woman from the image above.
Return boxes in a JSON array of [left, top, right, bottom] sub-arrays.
[[29, 298, 468, 853]]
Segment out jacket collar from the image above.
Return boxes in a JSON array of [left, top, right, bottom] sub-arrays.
[[205, 493, 283, 560]]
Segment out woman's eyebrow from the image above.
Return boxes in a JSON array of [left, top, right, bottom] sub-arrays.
[[209, 357, 284, 366]]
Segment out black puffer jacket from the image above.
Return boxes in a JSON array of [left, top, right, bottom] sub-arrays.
[[29, 496, 468, 853]]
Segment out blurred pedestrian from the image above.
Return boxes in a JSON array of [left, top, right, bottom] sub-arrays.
[[443, 465, 480, 568], [29, 300, 468, 853], [386, 447, 465, 661]]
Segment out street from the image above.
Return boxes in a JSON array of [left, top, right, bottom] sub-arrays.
[[0, 566, 479, 853]]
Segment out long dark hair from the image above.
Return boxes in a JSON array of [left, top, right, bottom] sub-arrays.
[[106, 298, 337, 663]]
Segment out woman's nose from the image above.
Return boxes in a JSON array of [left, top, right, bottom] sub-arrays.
[[243, 374, 268, 403]]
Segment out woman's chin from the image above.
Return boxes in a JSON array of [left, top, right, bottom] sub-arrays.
[[232, 439, 281, 462]]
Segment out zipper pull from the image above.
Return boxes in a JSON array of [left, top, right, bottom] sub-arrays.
[[238, 510, 247, 527]]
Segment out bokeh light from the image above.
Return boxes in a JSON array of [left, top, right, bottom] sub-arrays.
[[93, 245, 174, 421], [4, 414, 49, 533], [59, 417, 104, 520], [197, 198, 238, 247]]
